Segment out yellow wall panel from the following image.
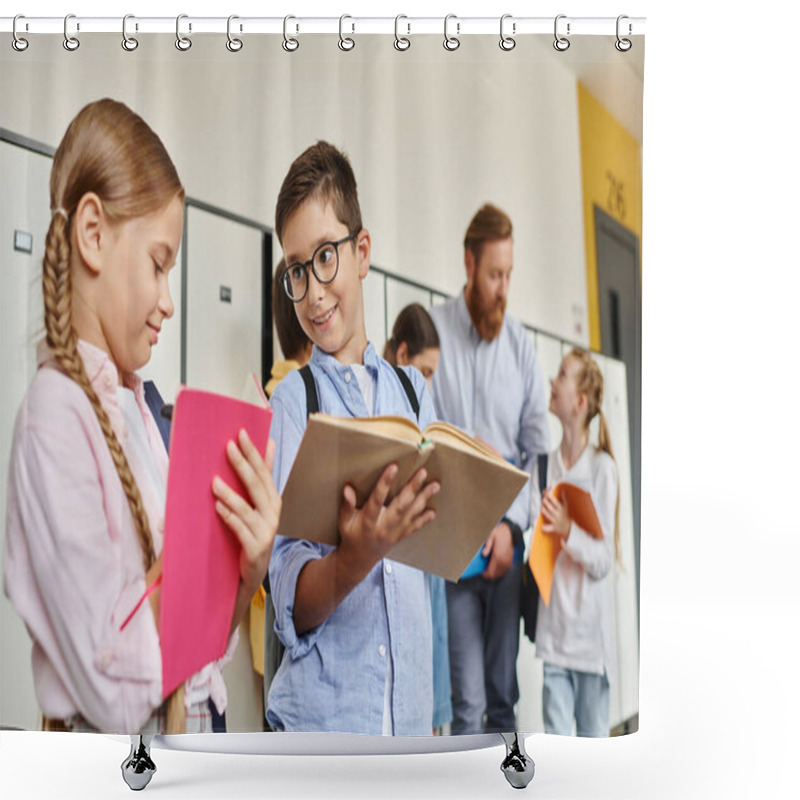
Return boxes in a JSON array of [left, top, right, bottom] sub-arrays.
[[578, 83, 643, 350]]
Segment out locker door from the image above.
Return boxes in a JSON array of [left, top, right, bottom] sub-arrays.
[[183, 205, 269, 399], [0, 139, 52, 731]]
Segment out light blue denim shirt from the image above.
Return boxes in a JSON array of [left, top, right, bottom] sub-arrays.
[[430, 292, 551, 532], [266, 343, 434, 735]]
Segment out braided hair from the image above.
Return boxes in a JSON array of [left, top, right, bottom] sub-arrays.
[[44, 99, 186, 733]]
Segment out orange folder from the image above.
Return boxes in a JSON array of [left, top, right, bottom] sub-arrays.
[[529, 483, 604, 606], [159, 387, 272, 699]]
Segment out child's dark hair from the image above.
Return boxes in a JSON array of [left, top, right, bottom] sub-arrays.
[[383, 303, 440, 364], [272, 258, 311, 360], [275, 140, 362, 245]]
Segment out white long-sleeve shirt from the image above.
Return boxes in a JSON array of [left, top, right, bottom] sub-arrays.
[[532, 444, 617, 683]]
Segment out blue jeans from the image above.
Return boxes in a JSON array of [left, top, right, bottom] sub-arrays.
[[542, 663, 610, 737], [430, 575, 453, 730], [446, 562, 522, 734]]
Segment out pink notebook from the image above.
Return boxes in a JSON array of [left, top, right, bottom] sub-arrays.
[[159, 387, 272, 699]]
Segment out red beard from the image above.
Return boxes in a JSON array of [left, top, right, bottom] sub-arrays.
[[465, 283, 506, 342]]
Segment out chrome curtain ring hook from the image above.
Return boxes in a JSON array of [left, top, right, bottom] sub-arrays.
[[122, 14, 139, 51], [283, 15, 299, 52], [226, 15, 243, 52], [63, 13, 80, 51], [553, 14, 570, 52], [338, 14, 355, 51], [443, 14, 460, 52], [175, 14, 192, 51], [394, 15, 410, 51], [615, 14, 632, 52], [12, 15, 29, 52], [499, 14, 516, 51]]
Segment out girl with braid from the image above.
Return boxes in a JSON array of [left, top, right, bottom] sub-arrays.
[[532, 348, 620, 737], [3, 99, 280, 734]]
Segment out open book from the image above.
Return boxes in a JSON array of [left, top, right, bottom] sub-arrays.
[[279, 413, 528, 582], [529, 482, 604, 606]]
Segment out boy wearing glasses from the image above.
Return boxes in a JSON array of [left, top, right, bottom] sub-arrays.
[[266, 141, 440, 735]]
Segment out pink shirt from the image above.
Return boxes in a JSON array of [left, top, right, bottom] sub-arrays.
[[4, 340, 234, 732]]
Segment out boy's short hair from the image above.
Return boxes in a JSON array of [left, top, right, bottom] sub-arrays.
[[272, 258, 311, 360], [463, 203, 513, 264], [275, 140, 362, 245]]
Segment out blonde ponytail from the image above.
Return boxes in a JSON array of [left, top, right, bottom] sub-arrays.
[[597, 408, 621, 567], [568, 348, 622, 568]]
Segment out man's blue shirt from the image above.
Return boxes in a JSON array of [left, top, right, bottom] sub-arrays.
[[430, 292, 551, 532]]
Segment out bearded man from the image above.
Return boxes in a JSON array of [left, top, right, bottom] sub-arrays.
[[430, 203, 550, 735]]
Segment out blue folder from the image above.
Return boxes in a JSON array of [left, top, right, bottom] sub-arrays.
[[460, 539, 525, 580]]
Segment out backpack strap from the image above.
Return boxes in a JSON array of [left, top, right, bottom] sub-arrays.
[[537, 452, 548, 495], [143, 380, 171, 452], [299, 364, 319, 418], [392, 365, 420, 422], [300, 362, 420, 422]]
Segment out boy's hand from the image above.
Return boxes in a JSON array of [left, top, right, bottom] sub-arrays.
[[541, 490, 571, 540], [337, 463, 439, 579]]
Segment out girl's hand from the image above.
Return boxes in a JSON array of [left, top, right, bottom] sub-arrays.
[[337, 464, 439, 580], [541, 489, 571, 540], [212, 432, 281, 596]]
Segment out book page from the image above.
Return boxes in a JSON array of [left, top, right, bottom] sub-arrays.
[[387, 438, 528, 581], [311, 413, 424, 445], [425, 421, 509, 463]]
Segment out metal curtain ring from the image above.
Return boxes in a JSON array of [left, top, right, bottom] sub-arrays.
[[553, 14, 570, 51], [175, 14, 192, 51], [283, 15, 299, 52], [227, 15, 243, 52], [499, 14, 516, 51], [393, 15, 410, 51], [63, 13, 80, 51], [615, 15, 632, 52], [12, 15, 29, 52], [122, 14, 139, 51], [338, 15, 355, 51], [443, 14, 460, 51]]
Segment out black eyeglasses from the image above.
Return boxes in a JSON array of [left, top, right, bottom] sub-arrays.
[[281, 231, 359, 302]]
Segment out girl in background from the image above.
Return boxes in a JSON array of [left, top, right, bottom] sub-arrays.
[[264, 258, 313, 398], [383, 303, 449, 733], [383, 302, 440, 384], [533, 348, 620, 737], [4, 98, 280, 734], [252, 258, 312, 726]]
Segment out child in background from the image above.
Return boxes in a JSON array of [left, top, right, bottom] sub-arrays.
[[266, 141, 440, 735], [250, 258, 313, 725], [533, 348, 620, 737], [382, 302, 440, 384], [265, 258, 313, 397], [383, 303, 449, 733], [3, 98, 280, 734]]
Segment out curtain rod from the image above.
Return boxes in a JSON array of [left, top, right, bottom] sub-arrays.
[[1, 15, 646, 37]]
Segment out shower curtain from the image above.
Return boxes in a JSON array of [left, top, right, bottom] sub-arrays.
[[0, 13, 643, 742]]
